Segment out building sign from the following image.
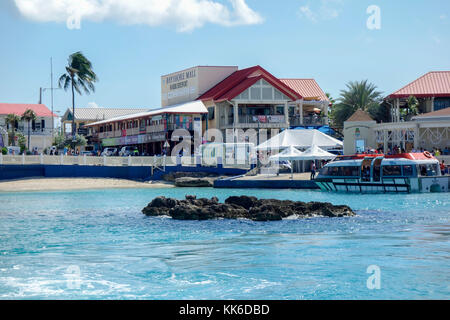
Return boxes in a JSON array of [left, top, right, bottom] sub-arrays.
[[102, 132, 166, 147], [162, 67, 198, 107]]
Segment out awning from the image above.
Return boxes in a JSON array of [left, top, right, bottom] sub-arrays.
[[86, 100, 208, 127]]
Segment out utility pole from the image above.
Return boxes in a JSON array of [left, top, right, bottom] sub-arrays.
[[40, 58, 60, 140], [50, 57, 54, 139]]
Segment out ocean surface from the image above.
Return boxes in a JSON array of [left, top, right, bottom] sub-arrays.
[[0, 188, 449, 300]]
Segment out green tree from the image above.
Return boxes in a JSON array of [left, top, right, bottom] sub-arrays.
[[16, 133, 26, 153], [65, 134, 87, 150], [59, 51, 98, 140], [325, 92, 336, 106], [5, 113, 20, 146], [21, 109, 36, 151], [53, 132, 67, 150], [330, 80, 384, 128]]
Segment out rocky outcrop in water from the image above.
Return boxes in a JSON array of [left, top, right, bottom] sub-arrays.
[[142, 195, 355, 221], [174, 177, 215, 187]]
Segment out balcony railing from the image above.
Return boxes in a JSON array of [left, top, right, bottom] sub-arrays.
[[17, 129, 54, 136], [289, 116, 326, 127], [239, 115, 286, 124]]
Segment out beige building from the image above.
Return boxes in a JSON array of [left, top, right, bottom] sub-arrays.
[[343, 110, 376, 154], [161, 66, 238, 107]]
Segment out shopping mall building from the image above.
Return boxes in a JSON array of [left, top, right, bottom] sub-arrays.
[[85, 65, 330, 155]]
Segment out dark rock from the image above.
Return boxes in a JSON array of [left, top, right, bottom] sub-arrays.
[[174, 177, 215, 187], [225, 196, 258, 210], [142, 195, 355, 221]]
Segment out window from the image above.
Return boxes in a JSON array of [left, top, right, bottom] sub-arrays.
[[343, 166, 360, 177], [328, 166, 343, 176], [355, 139, 365, 153], [402, 165, 414, 176], [276, 106, 285, 115], [208, 107, 215, 120], [382, 165, 402, 176], [239, 89, 249, 100], [274, 89, 283, 100], [262, 87, 273, 100], [434, 98, 450, 112], [250, 87, 261, 100]]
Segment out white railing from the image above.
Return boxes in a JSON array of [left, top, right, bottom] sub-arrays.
[[0, 154, 252, 169]]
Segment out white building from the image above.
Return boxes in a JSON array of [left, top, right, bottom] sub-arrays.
[[0, 103, 58, 152]]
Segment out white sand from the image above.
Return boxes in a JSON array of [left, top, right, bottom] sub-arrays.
[[0, 178, 174, 192]]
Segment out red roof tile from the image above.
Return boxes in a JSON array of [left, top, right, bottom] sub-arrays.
[[388, 71, 450, 99], [413, 107, 450, 118], [279, 79, 329, 102], [0, 103, 57, 117], [197, 66, 301, 102]]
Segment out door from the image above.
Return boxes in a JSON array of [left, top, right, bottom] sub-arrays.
[[372, 158, 383, 182]]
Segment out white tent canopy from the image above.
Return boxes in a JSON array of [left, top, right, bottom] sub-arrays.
[[269, 146, 305, 162], [256, 129, 343, 151], [297, 145, 337, 161]]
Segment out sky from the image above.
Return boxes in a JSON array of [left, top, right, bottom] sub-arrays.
[[0, 0, 449, 116]]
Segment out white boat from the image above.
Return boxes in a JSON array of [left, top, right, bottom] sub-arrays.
[[315, 152, 449, 193]]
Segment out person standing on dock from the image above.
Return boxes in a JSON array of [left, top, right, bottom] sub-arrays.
[[310, 161, 317, 180]]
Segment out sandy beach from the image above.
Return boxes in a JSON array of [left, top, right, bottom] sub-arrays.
[[0, 178, 174, 192]]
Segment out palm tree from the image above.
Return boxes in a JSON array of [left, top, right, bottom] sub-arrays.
[[59, 52, 97, 140], [21, 109, 36, 151], [406, 95, 419, 116], [5, 113, 20, 146], [330, 80, 383, 128]]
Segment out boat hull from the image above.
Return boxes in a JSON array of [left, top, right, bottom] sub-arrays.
[[315, 176, 449, 193]]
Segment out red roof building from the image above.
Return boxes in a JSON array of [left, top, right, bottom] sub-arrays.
[[279, 79, 329, 102], [388, 71, 450, 99], [198, 66, 301, 102], [0, 103, 57, 117], [386, 71, 450, 122]]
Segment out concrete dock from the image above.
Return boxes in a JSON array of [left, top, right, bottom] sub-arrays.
[[214, 173, 319, 189]]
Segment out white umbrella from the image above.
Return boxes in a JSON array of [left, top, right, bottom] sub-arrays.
[[297, 144, 336, 161], [256, 129, 343, 151], [269, 146, 305, 162], [269, 146, 305, 179]]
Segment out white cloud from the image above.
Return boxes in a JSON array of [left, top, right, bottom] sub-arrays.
[[432, 35, 441, 45], [298, 6, 317, 23], [87, 102, 100, 108], [13, 0, 263, 32], [298, 0, 343, 23]]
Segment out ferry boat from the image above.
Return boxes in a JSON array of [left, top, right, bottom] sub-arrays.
[[315, 152, 449, 193]]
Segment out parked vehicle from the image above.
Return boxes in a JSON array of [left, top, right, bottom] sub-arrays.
[[101, 148, 118, 156], [119, 146, 139, 157], [7, 146, 21, 155], [80, 151, 95, 156]]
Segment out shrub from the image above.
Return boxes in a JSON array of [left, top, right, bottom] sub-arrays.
[[1, 147, 7, 155]]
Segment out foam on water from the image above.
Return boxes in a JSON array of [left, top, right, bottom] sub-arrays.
[[0, 188, 449, 299]]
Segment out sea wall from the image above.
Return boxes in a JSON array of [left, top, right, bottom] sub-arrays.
[[0, 164, 248, 181]]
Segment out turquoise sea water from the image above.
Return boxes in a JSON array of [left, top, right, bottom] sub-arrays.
[[0, 188, 449, 300]]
